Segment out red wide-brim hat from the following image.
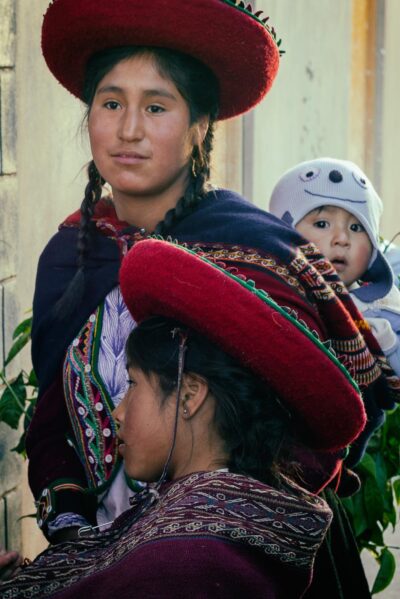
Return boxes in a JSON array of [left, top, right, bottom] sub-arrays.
[[120, 240, 366, 452], [41, 0, 281, 119]]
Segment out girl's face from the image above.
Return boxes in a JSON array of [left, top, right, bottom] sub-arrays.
[[88, 54, 203, 209], [113, 367, 176, 482]]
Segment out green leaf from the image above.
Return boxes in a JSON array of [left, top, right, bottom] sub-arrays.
[[372, 548, 396, 594], [374, 453, 388, 494], [364, 477, 384, 527], [351, 490, 369, 536], [358, 453, 377, 478], [0, 373, 27, 429], [393, 479, 400, 504], [12, 317, 32, 340], [369, 523, 384, 547], [12, 430, 27, 457], [23, 398, 36, 431], [341, 496, 354, 517], [4, 331, 31, 367], [27, 369, 38, 388]]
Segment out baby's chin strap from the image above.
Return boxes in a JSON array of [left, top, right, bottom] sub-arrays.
[[78, 328, 189, 538]]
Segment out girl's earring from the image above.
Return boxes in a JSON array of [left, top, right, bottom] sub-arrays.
[[182, 394, 190, 417]]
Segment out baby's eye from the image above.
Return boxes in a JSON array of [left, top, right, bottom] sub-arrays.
[[350, 223, 366, 233], [299, 167, 321, 182], [313, 220, 329, 229], [126, 378, 136, 387], [104, 101, 121, 110], [147, 105, 165, 114]]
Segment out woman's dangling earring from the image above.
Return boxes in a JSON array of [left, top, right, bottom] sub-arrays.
[[191, 155, 198, 179]]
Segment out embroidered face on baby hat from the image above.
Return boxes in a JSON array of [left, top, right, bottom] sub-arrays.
[[269, 157, 393, 301]]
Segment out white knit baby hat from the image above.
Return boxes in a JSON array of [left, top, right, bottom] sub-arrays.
[[269, 157, 393, 301]]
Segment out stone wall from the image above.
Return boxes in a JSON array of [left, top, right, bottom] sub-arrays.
[[0, 0, 22, 553]]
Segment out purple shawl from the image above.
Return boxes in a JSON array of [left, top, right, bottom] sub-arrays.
[[1, 471, 332, 598]]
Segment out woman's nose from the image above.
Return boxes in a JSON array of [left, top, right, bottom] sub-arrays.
[[118, 109, 145, 141]]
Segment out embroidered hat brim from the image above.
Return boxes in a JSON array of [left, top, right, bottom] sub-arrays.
[[120, 239, 366, 451], [41, 0, 280, 120]]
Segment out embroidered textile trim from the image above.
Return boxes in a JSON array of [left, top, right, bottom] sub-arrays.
[[4, 471, 331, 598], [293, 243, 382, 387], [64, 304, 120, 492], [36, 481, 86, 529], [179, 242, 309, 297]]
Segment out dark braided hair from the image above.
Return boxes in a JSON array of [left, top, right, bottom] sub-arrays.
[[126, 317, 297, 487], [154, 122, 215, 235], [55, 46, 219, 318]]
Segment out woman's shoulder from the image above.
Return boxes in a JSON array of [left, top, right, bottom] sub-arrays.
[[203, 187, 282, 221], [165, 470, 330, 511], [174, 188, 305, 261], [158, 471, 332, 550]]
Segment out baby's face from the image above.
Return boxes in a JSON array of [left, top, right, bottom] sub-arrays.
[[296, 205, 372, 286]]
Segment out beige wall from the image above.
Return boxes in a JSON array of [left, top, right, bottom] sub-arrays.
[[250, 0, 353, 209], [380, 0, 400, 240], [250, 0, 399, 240], [0, 0, 21, 554]]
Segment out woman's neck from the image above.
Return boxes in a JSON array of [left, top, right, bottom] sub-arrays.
[[112, 174, 189, 232]]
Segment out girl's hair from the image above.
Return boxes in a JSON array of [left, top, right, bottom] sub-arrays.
[[55, 47, 219, 318], [126, 316, 296, 487]]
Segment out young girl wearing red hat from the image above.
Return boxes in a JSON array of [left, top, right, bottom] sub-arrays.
[[2, 239, 361, 597], [25, 1, 394, 595]]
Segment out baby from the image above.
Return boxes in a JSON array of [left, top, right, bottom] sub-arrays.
[[269, 157, 400, 377]]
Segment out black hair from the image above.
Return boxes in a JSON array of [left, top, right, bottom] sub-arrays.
[[55, 46, 219, 319], [125, 316, 296, 487]]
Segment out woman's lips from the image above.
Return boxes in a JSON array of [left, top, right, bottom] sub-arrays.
[[112, 153, 149, 165]]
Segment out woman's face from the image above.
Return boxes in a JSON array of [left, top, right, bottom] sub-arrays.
[[113, 367, 176, 482], [88, 54, 200, 208]]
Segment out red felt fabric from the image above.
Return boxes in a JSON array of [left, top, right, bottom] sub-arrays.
[[120, 239, 366, 451], [41, 0, 280, 119]]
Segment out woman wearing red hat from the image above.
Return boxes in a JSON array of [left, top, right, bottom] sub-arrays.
[[25, 1, 391, 595], [3, 239, 362, 597]]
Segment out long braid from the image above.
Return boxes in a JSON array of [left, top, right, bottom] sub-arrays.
[[54, 161, 104, 319], [154, 122, 215, 236], [77, 161, 104, 267]]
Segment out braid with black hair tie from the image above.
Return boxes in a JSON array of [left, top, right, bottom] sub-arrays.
[[77, 161, 105, 267], [154, 123, 215, 236], [54, 161, 104, 319]]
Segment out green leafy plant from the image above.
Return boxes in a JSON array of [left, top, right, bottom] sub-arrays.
[[0, 316, 38, 456], [342, 406, 400, 595]]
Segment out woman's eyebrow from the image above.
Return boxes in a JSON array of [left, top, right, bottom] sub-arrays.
[[143, 88, 177, 101], [96, 85, 177, 101], [96, 84, 124, 95]]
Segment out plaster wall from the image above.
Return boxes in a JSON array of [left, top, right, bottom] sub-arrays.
[[15, 0, 90, 558], [251, 0, 353, 210], [380, 0, 400, 241]]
